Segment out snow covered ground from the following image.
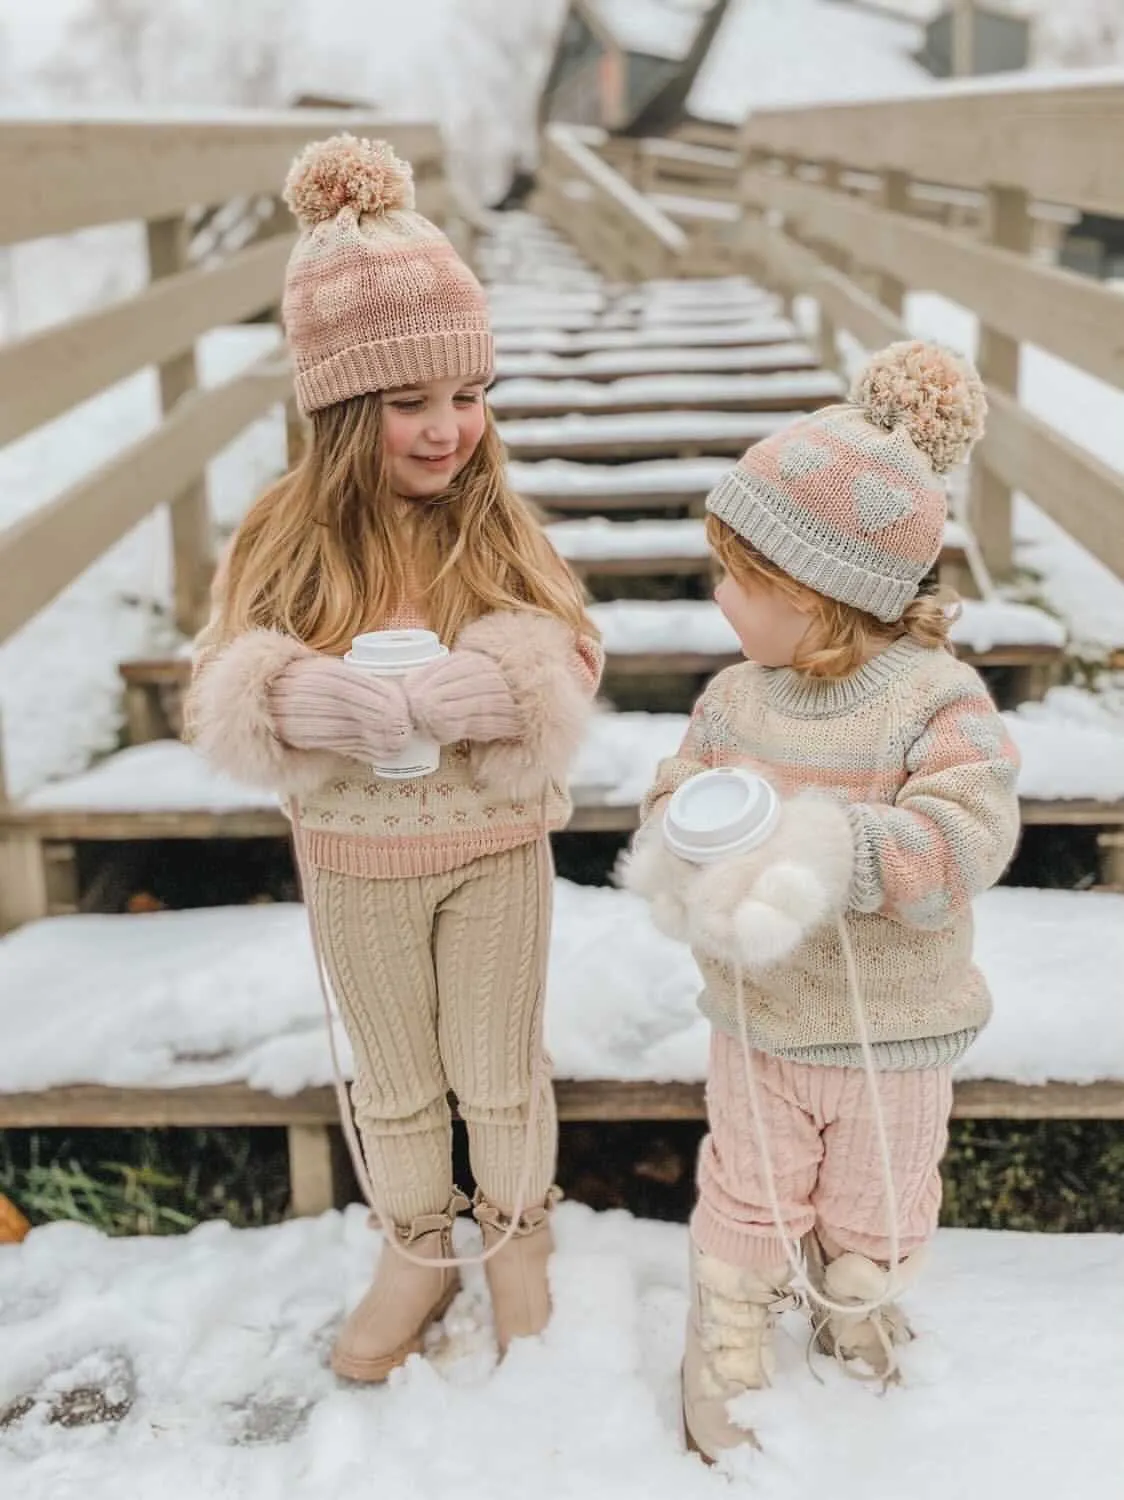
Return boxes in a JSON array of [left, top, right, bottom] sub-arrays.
[[1, 884, 1121, 1096], [1, 1203, 1121, 1497]]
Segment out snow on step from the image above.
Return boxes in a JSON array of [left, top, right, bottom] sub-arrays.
[[25, 683, 1123, 824], [495, 317, 798, 354], [490, 370, 842, 413], [3, 1207, 1118, 1500], [1, 887, 1121, 1095], [512, 457, 732, 498], [648, 191, 741, 222], [591, 599, 1067, 656], [495, 341, 818, 381], [547, 518, 709, 561], [498, 410, 792, 451]]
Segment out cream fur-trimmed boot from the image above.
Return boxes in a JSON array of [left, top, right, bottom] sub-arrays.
[[682, 1240, 799, 1464], [331, 1191, 468, 1383], [473, 1189, 559, 1354], [804, 1232, 924, 1383]]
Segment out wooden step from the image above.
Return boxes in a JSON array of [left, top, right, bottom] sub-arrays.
[[490, 369, 843, 420], [499, 410, 794, 462], [494, 317, 799, 356], [0, 886, 1120, 1214], [495, 340, 819, 383]]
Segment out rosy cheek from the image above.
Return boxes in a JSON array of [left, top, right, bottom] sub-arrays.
[[458, 404, 487, 452], [380, 411, 415, 458]]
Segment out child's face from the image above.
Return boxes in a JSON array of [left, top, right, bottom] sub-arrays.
[[714, 568, 812, 668], [381, 377, 488, 498]]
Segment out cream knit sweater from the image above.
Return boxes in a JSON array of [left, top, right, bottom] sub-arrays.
[[641, 638, 1022, 1069]]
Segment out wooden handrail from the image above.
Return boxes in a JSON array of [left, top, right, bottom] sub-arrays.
[[742, 167, 1124, 391], [0, 232, 295, 446], [742, 72, 1124, 218], [0, 115, 444, 245], [0, 352, 290, 646]]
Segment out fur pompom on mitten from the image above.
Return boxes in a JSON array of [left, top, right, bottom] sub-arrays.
[[686, 794, 855, 970]]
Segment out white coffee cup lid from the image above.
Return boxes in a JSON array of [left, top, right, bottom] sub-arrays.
[[345, 629, 447, 673], [664, 768, 780, 863]]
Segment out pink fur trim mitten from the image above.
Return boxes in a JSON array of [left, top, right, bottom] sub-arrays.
[[686, 794, 855, 970]]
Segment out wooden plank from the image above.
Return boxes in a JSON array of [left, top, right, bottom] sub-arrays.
[[0, 233, 294, 446], [490, 388, 836, 421], [1, 1077, 1122, 1128], [568, 554, 712, 579], [743, 78, 1124, 218], [287, 1123, 337, 1217], [0, 117, 443, 245], [504, 432, 766, 463], [980, 389, 1124, 587], [0, 352, 289, 646], [743, 167, 1124, 391], [146, 213, 212, 637], [6, 791, 1120, 848]]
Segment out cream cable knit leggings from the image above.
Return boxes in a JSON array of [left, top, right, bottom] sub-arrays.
[[307, 840, 557, 1225]]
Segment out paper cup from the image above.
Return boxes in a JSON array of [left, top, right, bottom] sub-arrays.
[[344, 628, 448, 779], [664, 768, 780, 864]]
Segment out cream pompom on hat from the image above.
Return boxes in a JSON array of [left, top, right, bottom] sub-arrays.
[[281, 134, 493, 414], [705, 341, 987, 623]]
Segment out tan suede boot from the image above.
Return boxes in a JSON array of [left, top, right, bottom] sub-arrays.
[[804, 1233, 924, 1383], [682, 1240, 799, 1464], [331, 1191, 469, 1383], [473, 1189, 559, 1354]]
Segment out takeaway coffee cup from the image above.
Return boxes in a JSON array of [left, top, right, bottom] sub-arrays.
[[344, 629, 448, 779], [663, 768, 780, 864]]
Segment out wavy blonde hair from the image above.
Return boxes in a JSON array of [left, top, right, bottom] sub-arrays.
[[706, 514, 957, 679], [215, 395, 594, 652]]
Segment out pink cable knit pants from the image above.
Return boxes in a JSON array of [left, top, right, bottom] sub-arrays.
[[691, 1032, 953, 1273]]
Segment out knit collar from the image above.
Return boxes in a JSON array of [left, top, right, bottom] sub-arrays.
[[762, 636, 927, 717]]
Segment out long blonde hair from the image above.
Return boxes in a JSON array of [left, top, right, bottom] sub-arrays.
[[216, 395, 594, 652], [706, 514, 957, 679]]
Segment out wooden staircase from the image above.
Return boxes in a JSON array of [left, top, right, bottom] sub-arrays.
[[2, 95, 1124, 1221]]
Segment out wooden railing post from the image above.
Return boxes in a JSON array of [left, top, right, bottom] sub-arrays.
[[970, 184, 1031, 575], [876, 169, 910, 316], [812, 160, 848, 373], [146, 213, 213, 637]]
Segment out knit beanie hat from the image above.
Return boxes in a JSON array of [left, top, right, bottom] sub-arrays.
[[705, 341, 987, 623], [281, 134, 493, 414]]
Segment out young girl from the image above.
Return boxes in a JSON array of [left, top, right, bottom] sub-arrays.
[[186, 135, 602, 1380], [625, 342, 1021, 1462]]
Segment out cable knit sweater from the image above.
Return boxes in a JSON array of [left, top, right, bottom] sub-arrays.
[[187, 587, 603, 880], [640, 637, 1021, 1069]]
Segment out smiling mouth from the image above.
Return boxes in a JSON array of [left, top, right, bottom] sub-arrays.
[[414, 453, 456, 465]]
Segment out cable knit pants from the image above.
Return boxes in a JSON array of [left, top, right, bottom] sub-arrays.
[[307, 841, 557, 1226], [692, 1032, 953, 1273]]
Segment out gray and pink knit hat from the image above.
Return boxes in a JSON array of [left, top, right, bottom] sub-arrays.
[[281, 134, 493, 414], [705, 341, 987, 623]]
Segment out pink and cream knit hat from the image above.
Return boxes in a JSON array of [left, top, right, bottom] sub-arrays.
[[281, 134, 493, 414], [705, 341, 987, 623]]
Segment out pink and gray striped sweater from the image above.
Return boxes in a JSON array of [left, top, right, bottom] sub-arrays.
[[641, 637, 1021, 1070]]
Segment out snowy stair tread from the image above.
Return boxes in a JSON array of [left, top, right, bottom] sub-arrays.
[[0, 886, 1122, 1109], [489, 368, 843, 418], [493, 317, 799, 355], [494, 340, 820, 382], [12, 691, 1124, 838], [498, 408, 797, 460]]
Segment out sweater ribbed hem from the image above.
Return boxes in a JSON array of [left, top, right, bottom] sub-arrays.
[[700, 985, 980, 1072], [299, 818, 562, 880]]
